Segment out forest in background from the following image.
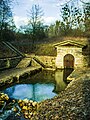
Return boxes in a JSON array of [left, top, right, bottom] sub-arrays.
[[0, 0, 90, 55]]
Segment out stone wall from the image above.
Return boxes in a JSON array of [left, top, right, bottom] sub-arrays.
[[0, 56, 22, 70], [56, 46, 88, 69], [35, 55, 56, 68]]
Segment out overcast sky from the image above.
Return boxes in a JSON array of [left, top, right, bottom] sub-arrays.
[[12, 0, 87, 28]]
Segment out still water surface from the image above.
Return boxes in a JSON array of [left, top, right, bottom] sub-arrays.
[[3, 69, 73, 102]]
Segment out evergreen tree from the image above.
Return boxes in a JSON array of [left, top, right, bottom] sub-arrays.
[[83, 2, 90, 37], [60, 0, 84, 37], [61, 4, 71, 36], [0, 0, 16, 41]]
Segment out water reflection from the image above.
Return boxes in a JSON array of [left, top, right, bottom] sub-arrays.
[[4, 84, 56, 102], [54, 69, 73, 93], [54, 70, 67, 93], [3, 69, 73, 102]]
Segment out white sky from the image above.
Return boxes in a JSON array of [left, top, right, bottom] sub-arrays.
[[12, 0, 70, 28], [12, 0, 87, 28]]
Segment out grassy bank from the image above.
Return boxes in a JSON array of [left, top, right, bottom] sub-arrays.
[[11, 37, 87, 56]]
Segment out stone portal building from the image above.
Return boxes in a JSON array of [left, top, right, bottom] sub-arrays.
[[54, 40, 88, 69]]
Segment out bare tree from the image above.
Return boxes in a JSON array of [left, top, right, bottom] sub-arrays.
[[26, 4, 45, 45]]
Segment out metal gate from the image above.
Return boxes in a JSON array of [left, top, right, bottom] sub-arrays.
[[64, 54, 74, 68]]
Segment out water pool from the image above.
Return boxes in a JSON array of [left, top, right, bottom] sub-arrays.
[[3, 69, 73, 102]]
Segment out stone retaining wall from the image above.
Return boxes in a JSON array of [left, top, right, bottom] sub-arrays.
[[35, 55, 56, 68], [0, 56, 23, 70]]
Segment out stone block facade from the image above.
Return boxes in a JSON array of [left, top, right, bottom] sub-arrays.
[[54, 40, 88, 69], [56, 47, 85, 68]]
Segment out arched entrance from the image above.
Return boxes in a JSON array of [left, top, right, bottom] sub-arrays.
[[64, 54, 74, 68]]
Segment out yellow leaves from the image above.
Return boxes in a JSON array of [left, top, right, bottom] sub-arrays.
[[22, 106, 28, 110], [0, 92, 9, 101], [17, 99, 38, 119]]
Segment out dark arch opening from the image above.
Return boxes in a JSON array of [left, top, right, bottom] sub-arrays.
[[64, 54, 74, 68]]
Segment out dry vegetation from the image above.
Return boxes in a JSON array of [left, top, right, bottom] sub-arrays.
[[29, 37, 88, 56]]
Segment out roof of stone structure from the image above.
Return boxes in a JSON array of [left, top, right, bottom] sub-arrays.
[[54, 40, 86, 48]]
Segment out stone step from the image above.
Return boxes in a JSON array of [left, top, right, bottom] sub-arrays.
[[33, 57, 46, 68], [0, 66, 42, 88], [16, 58, 31, 68]]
